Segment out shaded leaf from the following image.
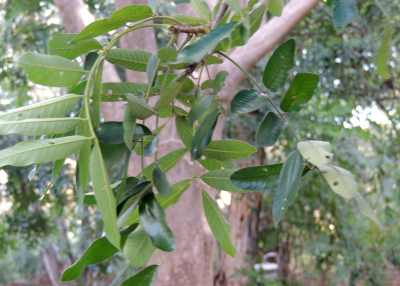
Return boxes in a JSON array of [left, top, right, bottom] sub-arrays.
[[375, 25, 393, 80], [102, 82, 147, 100], [177, 23, 236, 63], [256, 112, 285, 147], [175, 115, 193, 148], [127, 95, 155, 119], [202, 191, 236, 256], [273, 150, 304, 225], [230, 89, 265, 114], [262, 39, 295, 91], [201, 169, 245, 192], [191, 108, 220, 160], [139, 193, 176, 252], [106, 48, 151, 71], [153, 165, 172, 196], [280, 73, 319, 112], [230, 164, 283, 192], [203, 139, 256, 161], [142, 148, 187, 180], [190, 0, 212, 20], [123, 106, 136, 150]]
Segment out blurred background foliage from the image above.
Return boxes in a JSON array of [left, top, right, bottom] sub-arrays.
[[0, 0, 399, 285]]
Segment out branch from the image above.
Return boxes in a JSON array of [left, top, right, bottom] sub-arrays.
[[216, 0, 320, 102]]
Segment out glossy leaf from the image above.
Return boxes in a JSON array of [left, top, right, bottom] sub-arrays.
[[202, 191, 236, 257], [121, 265, 158, 286], [123, 226, 155, 267], [48, 33, 101, 59], [106, 48, 151, 71], [332, 0, 358, 28], [126, 95, 155, 119], [375, 25, 393, 80], [61, 237, 118, 281], [90, 144, 120, 248], [297, 140, 333, 168], [0, 136, 90, 168], [0, 94, 82, 121], [230, 89, 265, 114], [273, 150, 304, 225], [319, 165, 358, 200], [177, 23, 236, 63], [256, 112, 285, 147], [203, 139, 256, 161], [262, 39, 295, 91], [0, 117, 83, 136], [280, 73, 319, 112], [153, 165, 172, 196], [175, 116, 193, 148], [19, 53, 85, 87], [201, 169, 245, 192], [230, 164, 283, 192], [191, 109, 220, 160], [139, 193, 176, 252]]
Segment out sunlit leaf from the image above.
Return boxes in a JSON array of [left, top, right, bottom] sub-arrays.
[[268, 0, 284, 16], [297, 140, 333, 168], [19, 53, 85, 87], [202, 191, 236, 256], [319, 164, 358, 199], [375, 25, 393, 80]]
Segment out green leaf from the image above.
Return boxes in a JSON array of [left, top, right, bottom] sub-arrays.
[[201, 169, 245, 192], [201, 71, 228, 94], [126, 95, 155, 120], [319, 165, 358, 200], [153, 165, 172, 196], [48, 33, 101, 59], [250, 4, 266, 35], [177, 23, 236, 63], [0, 136, 90, 168], [123, 106, 136, 150], [262, 39, 295, 91], [90, 143, 120, 248], [268, 0, 284, 16], [119, 180, 191, 227], [256, 112, 285, 147], [354, 193, 381, 227], [202, 191, 236, 257], [203, 139, 256, 161], [121, 265, 158, 286], [188, 95, 217, 125], [139, 193, 176, 251], [297, 140, 333, 168], [111, 4, 153, 23], [90, 61, 103, 128], [61, 237, 118, 281], [156, 79, 184, 117], [0, 117, 83, 136], [78, 141, 91, 194], [191, 108, 220, 160], [74, 5, 152, 41], [18, 53, 85, 87], [230, 89, 265, 114], [272, 150, 304, 225], [158, 47, 177, 63], [142, 148, 187, 180], [280, 73, 319, 112], [0, 94, 82, 120], [102, 82, 147, 100], [230, 164, 283, 192], [106, 48, 151, 71], [190, 0, 212, 20], [175, 116, 193, 148], [123, 226, 155, 267], [97, 122, 151, 145], [375, 25, 393, 80], [146, 54, 159, 85], [332, 0, 358, 28]]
